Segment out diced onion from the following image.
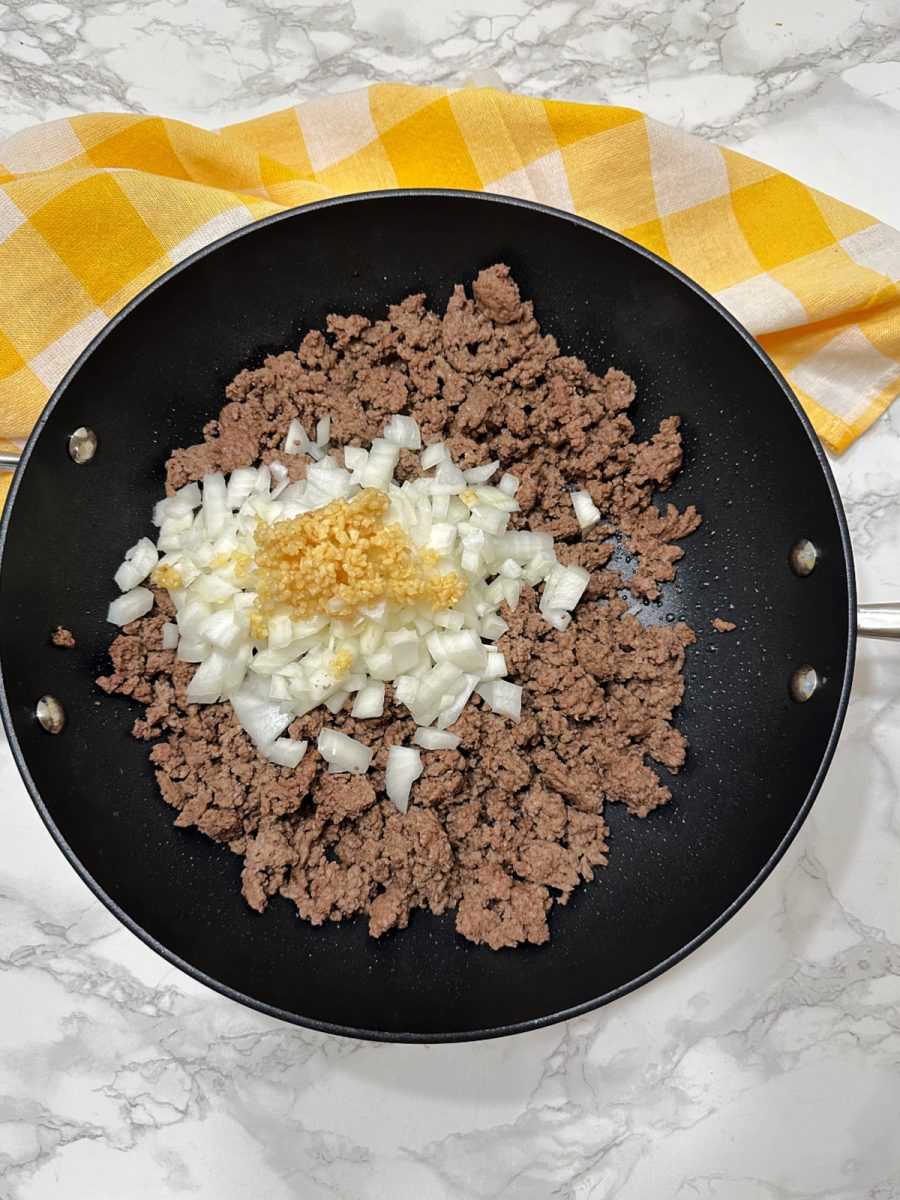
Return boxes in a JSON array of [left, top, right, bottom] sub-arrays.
[[107, 586, 154, 626], [420, 442, 447, 469], [285, 419, 310, 455], [383, 414, 422, 450], [343, 445, 367, 474], [226, 467, 259, 509], [187, 648, 248, 704], [202, 473, 228, 539], [385, 745, 423, 813], [483, 648, 507, 680], [229, 688, 294, 746], [264, 737, 308, 768], [463, 461, 499, 484], [114, 537, 158, 592], [482, 611, 510, 643], [351, 681, 385, 719], [359, 439, 400, 490], [317, 728, 374, 775], [110, 423, 594, 773], [571, 489, 601, 530], [477, 679, 522, 722], [540, 563, 590, 616], [413, 727, 460, 751]]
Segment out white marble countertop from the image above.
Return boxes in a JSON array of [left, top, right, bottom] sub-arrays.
[[2, 2, 900, 1196]]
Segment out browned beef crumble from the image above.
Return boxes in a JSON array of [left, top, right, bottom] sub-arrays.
[[712, 617, 736, 633], [51, 626, 75, 648], [98, 265, 700, 950]]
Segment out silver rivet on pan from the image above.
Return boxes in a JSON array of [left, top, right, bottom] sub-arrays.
[[789, 539, 817, 576], [789, 665, 818, 703], [35, 695, 66, 733], [68, 427, 97, 464]]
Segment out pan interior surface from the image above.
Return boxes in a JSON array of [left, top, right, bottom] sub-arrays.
[[0, 193, 853, 1040]]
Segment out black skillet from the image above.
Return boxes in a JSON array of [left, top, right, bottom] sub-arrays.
[[0, 191, 867, 1041]]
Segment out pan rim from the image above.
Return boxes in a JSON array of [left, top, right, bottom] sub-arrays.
[[0, 188, 857, 1043]]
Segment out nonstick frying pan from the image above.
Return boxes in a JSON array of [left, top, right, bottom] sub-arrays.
[[0, 191, 892, 1042]]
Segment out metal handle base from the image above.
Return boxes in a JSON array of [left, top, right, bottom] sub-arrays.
[[857, 603, 900, 641]]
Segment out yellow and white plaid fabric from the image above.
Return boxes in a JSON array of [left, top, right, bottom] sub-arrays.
[[2, 83, 900, 507]]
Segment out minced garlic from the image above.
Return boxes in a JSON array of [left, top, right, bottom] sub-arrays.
[[151, 564, 183, 590], [331, 649, 354, 677], [253, 488, 465, 621], [427, 572, 468, 608]]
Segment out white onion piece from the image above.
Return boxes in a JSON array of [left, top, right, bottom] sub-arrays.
[[571, 489, 601, 530], [202, 473, 228, 539], [187, 652, 248, 705], [267, 613, 293, 650], [315, 415, 331, 447], [351, 681, 385, 719], [385, 746, 423, 814], [359, 439, 400, 490], [383, 414, 422, 450], [114, 537, 158, 592], [477, 679, 522, 722], [161, 622, 179, 650], [107, 587, 154, 626], [269, 461, 290, 499], [176, 638, 208, 663], [481, 613, 509, 640], [420, 442, 447, 469], [542, 609, 572, 632], [317, 729, 373, 775], [432, 459, 466, 493], [385, 629, 421, 674], [463, 461, 499, 484], [226, 467, 259, 509], [343, 446, 368, 478], [229, 688, 294, 746], [175, 481, 202, 508], [284, 419, 310, 455], [265, 737, 308, 768], [541, 564, 590, 615], [470, 506, 508, 536], [394, 675, 419, 706], [199, 608, 246, 652], [192, 574, 237, 604], [483, 649, 507, 680], [324, 689, 350, 714], [435, 672, 479, 730], [431, 629, 486, 673], [430, 492, 450, 520], [413, 727, 460, 751]]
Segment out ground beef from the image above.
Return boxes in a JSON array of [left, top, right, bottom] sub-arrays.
[[712, 617, 736, 633], [99, 265, 700, 950], [51, 626, 75, 648]]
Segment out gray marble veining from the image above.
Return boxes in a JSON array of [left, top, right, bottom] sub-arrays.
[[2, 1, 900, 1197]]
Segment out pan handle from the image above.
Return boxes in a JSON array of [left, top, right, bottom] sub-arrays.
[[857, 603, 900, 641], [2, 439, 899, 641]]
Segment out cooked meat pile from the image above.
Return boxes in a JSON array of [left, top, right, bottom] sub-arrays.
[[98, 265, 700, 950]]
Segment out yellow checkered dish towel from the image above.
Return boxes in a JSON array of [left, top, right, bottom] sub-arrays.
[[2, 83, 899, 508]]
